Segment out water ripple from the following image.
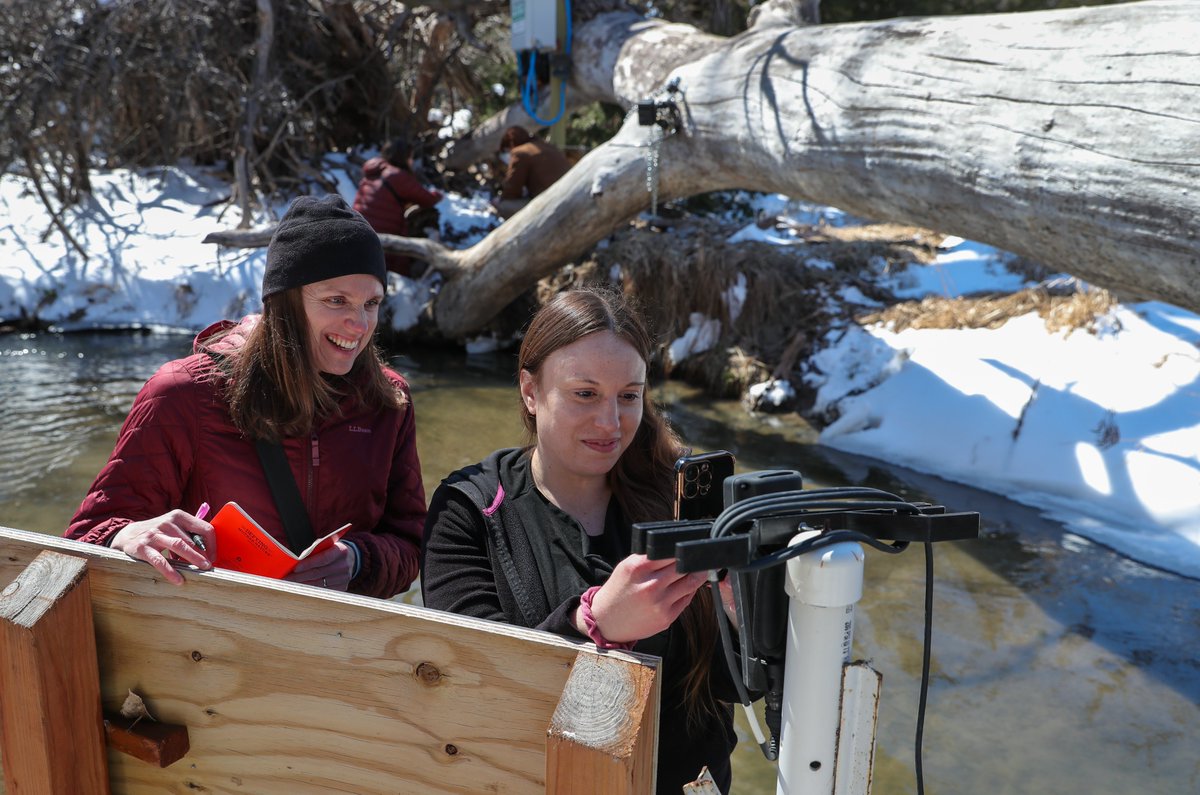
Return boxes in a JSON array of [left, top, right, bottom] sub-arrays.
[[0, 333, 190, 504]]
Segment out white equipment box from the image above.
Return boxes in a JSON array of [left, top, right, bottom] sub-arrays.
[[511, 0, 558, 52]]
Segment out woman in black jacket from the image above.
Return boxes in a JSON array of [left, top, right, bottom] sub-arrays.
[[422, 286, 738, 794]]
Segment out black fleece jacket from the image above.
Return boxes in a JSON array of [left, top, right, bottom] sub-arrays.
[[421, 448, 738, 795]]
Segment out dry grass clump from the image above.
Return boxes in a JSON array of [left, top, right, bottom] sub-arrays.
[[542, 218, 988, 400], [531, 216, 1112, 410], [860, 284, 1117, 335], [782, 221, 945, 264], [560, 222, 848, 397]]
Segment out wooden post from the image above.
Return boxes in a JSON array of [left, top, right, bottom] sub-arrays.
[[0, 551, 110, 794], [546, 651, 659, 794]]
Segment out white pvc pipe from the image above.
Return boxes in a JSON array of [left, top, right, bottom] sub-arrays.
[[776, 530, 866, 795]]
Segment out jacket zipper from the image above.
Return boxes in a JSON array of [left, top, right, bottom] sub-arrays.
[[308, 433, 319, 510]]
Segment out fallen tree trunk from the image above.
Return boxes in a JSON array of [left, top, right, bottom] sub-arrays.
[[429, 0, 1200, 337], [207, 0, 1200, 339]]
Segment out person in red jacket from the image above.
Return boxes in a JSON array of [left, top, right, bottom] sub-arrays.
[[352, 138, 443, 277], [66, 194, 426, 598]]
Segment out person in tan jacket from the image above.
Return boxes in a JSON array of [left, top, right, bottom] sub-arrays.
[[492, 126, 571, 219]]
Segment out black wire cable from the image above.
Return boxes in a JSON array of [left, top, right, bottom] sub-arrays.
[[713, 488, 907, 530], [710, 488, 916, 541], [704, 488, 943, 790], [712, 488, 904, 535], [739, 528, 907, 572], [709, 578, 777, 759], [915, 536, 934, 795], [711, 578, 752, 707]]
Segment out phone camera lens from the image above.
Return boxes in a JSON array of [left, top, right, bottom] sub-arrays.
[[684, 481, 699, 498]]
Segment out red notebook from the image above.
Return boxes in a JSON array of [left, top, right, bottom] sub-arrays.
[[209, 501, 351, 579]]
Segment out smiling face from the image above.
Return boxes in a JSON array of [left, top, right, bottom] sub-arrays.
[[520, 330, 647, 486], [300, 273, 384, 375]]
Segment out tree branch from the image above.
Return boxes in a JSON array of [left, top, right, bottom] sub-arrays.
[[201, 227, 470, 277], [24, 147, 89, 261]]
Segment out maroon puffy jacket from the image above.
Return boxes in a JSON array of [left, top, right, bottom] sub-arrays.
[[65, 317, 426, 599], [352, 158, 442, 238], [353, 158, 443, 275]]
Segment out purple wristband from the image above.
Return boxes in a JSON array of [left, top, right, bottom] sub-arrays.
[[578, 586, 636, 651]]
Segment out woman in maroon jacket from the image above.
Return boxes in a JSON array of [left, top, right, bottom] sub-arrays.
[[66, 194, 426, 598], [352, 138, 442, 277]]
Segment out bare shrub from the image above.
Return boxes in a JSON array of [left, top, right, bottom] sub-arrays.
[[0, 1, 506, 210]]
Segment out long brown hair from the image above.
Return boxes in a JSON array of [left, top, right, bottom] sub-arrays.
[[518, 286, 724, 726], [214, 288, 405, 441]]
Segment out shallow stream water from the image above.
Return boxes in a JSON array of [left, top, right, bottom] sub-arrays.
[[1, 331, 1197, 794]]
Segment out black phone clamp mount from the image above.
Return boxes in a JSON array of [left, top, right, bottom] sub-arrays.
[[632, 469, 980, 761], [637, 77, 684, 133]]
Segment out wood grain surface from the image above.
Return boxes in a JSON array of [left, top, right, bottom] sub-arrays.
[[0, 527, 660, 794], [0, 550, 110, 793]]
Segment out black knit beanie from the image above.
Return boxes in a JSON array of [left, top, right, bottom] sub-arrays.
[[262, 194, 386, 298]]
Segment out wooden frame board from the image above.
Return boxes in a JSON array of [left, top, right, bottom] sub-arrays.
[[0, 527, 659, 794]]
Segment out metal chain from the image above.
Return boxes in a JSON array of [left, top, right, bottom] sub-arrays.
[[646, 123, 663, 217]]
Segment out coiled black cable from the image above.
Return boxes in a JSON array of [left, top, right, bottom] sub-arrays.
[[705, 487, 938, 791]]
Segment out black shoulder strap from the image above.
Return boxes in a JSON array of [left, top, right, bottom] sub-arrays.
[[381, 178, 406, 206], [255, 439, 316, 555], [202, 348, 315, 556]]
